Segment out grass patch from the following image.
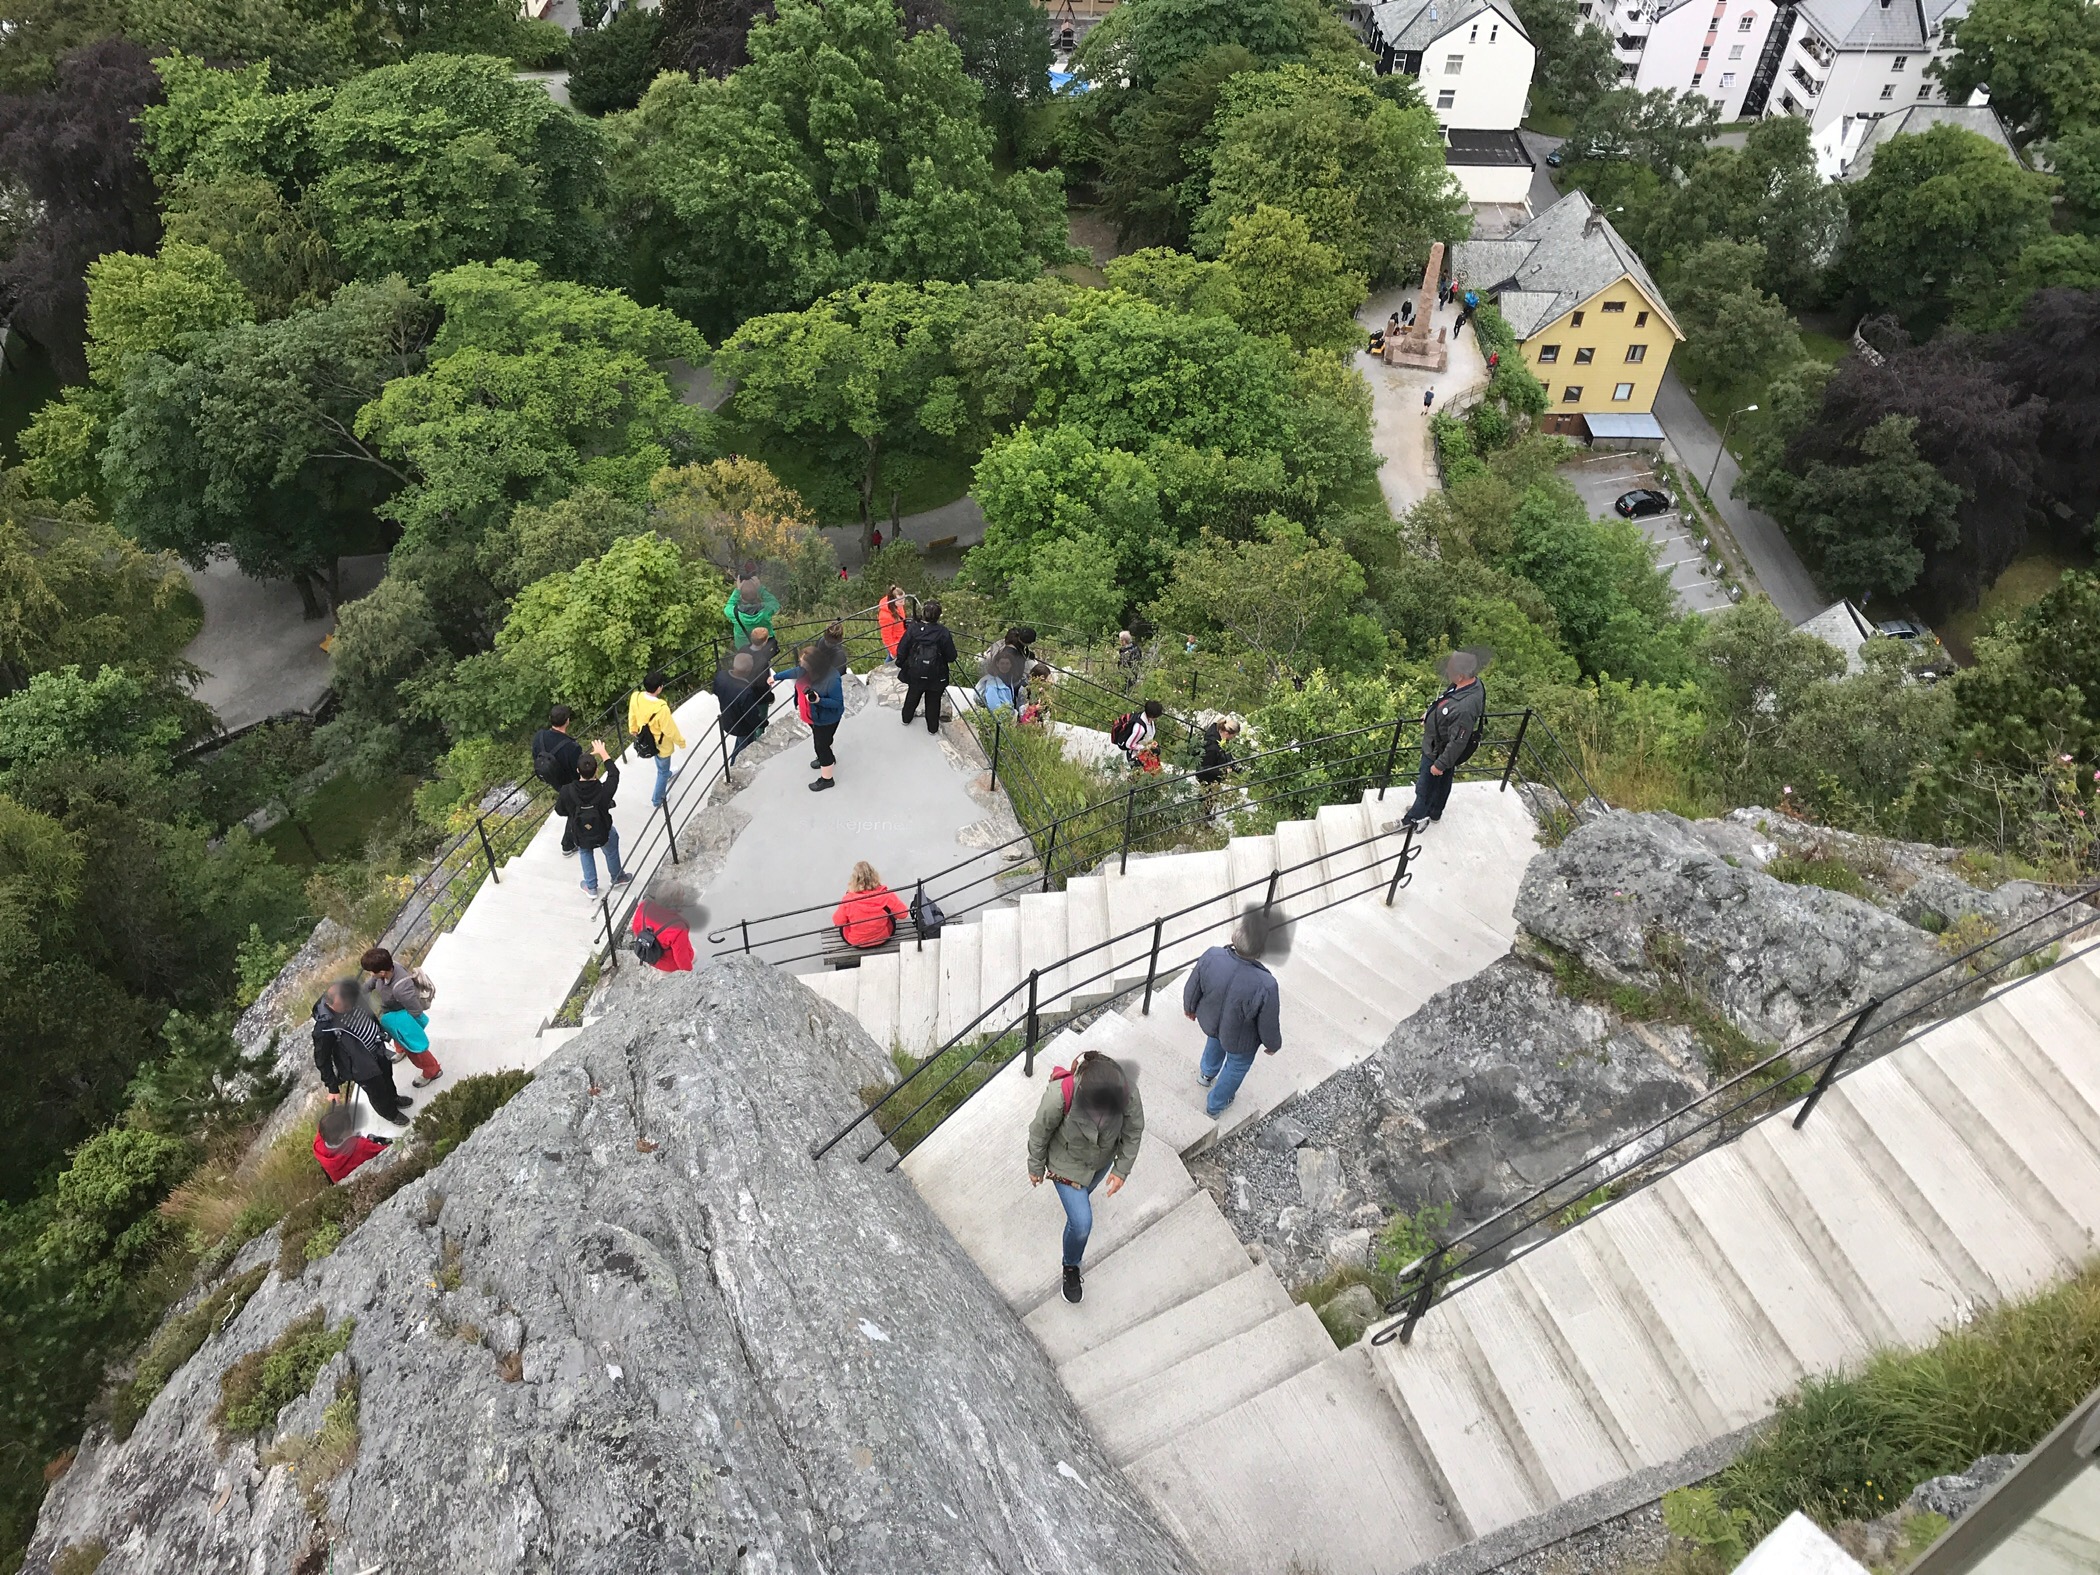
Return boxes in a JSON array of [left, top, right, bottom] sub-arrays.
[[1539, 938, 1776, 1079], [411, 1070, 532, 1161], [262, 1370, 360, 1523], [109, 1266, 269, 1441], [861, 1040, 1013, 1156], [165, 1111, 335, 1273], [1940, 537, 2092, 663], [551, 957, 600, 1027], [1296, 1203, 1459, 1346], [1705, 1258, 2100, 1540], [275, 1146, 435, 1279], [215, 1308, 354, 1438], [1766, 854, 1870, 899], [714, 418, 974, 526], [262, 773, 420, 868], [49, 1543, 107, 1575]]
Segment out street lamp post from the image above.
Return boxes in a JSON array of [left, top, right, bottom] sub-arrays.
[[1708, 403, 1758, 495]]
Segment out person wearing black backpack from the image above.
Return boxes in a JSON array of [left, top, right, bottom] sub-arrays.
[[556, 743, 633, 900], [531, 705, 589, 857], [897, 599, 958, 735]]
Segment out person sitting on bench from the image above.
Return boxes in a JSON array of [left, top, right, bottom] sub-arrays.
[[833, 861, 908, 949]]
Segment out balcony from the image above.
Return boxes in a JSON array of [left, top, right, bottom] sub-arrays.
[[1796, 30, 1835, 67], [1789, 61, 1823, 94], [1618, 32, 1647, 48]]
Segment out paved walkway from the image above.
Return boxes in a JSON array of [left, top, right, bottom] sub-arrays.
[[184, 553, 385, 732], [1652, 371, 1823, 622], [1354, 285, 1491, 517]]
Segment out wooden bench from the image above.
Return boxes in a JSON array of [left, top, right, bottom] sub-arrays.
[[822, 919, 927, 970]]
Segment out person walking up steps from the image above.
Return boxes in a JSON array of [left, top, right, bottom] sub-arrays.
[[780, 631, 846, 792], [313, 979, 412, 1125], [1401, 648, 1489, 832], [532, 705, 586, 857], [628, 668, 686, 809], [360, 946, 442, 1088], [1184, 910, 1283, 1118], [558, 744, 633, 899], [1027, 1050, 1144, 1304], [897, 599, 958, 735]]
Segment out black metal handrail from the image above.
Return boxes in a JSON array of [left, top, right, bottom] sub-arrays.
[[708, 707, 1577, 965], [1370, 880, 2100, 1347], [810, 814, 1435, 1170]]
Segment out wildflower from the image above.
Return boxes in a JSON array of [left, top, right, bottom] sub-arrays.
[[1782, 785, 1793, 796]]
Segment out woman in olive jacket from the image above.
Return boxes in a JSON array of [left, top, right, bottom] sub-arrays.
[[1027, 1051, 1145, 1304]]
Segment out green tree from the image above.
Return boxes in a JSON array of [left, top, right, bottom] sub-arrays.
[[1008, 529, 1127, 638], [947, 0, 1054, 144], [1840, 123, 2054, 334], [569, 6, 663, 116], [607, 0, 1070, 336], [483, 485, 648, 596], [1512, 0, 1618, 116], [1568, 87, 1720, 180], [971, 426, 1172, 602], [1095, 43, 1259, 247], [1666, 239, 1803, 389], [160, 173, 344, 316], [1692, 596, 1845, 797], [355, 260, 711, 635], [715, 281, 974, 546], [1150, 514, 1379, 684], [1933, 0, 2100, 144], [1792, 415, 1964, 599], [1507, 481, 1687, 683], [1649, 117, 1843, 306], [1196, 65, 1468, 283], [99, 276, 435, 618], [1218, 204, 1367, 350], [2047, 122, 2100, 232]]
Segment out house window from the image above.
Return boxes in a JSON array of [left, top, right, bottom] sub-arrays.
[[1469, 22, 1478, 39], [1574, 346, 1596, 364], [1737, 11, 1755, 26], [1625, 343, 1647, 362], [1917, 81, 1934, 97], [1729, 42, 1744, 56], [1891, 53, 1907, 69], [1562, 385, 1584, 402], [1490, 22, 1499, 37], [1722, 71, 1735, 85], [1613, 382, 1636, 400], [1699, 44, 1712, 58], [1879, 83, 1895, 98], [1436, 88, 1456, 108], [1538, 344, 1561, 363], [1445, 53, 1464, 72], [1635, 310, 1650, 326], [1601, 300, 1626, 313], [1571, 309, 1586, 326]]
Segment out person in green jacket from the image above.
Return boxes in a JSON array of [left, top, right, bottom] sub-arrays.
[[1027, 1051, 1144, 1304], [724, 561, 781, 649]]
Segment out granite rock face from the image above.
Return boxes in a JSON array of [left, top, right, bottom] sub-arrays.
[[28, 958, 1197, 1575]]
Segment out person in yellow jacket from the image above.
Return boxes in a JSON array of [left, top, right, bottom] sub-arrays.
[[627, 669, 687, 809]]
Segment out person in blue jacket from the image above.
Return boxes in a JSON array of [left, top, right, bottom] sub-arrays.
[[779, 622, 848, 793]]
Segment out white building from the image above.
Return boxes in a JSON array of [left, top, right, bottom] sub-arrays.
[[1596, 0, 1779, 122], [1765, 0, 1969, 131], [1811, 100, 2014, 179], [1358, 0, 1539, 202]]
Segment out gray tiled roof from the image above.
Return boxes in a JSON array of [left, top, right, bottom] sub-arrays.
[[1845, 103, 2014, 179], [1793, 0, 1967, 52], [1451, 191, 1684, 342], [1363, 0, 1527, 53]]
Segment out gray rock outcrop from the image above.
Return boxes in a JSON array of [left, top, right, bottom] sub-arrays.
[[28, 958, 1197, 1575]]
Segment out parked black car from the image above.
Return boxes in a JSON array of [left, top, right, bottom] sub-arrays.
[[1615, 488, 1673, 518]]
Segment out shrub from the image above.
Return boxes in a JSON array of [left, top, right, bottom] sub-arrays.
[[110, 1267, 268, 1441], [275, 1146, 433, 1278], [165, 1115, 332, 1268], [1765, 854, 1869, 898], [215, 1309, 354, 1437], [40, 1128, 196, 1297], [235, 924, 298, 1007], [413, 1071, 532, 1160]]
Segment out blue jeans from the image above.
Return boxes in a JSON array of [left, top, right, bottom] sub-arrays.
[[1405, 758, 1454, 824], [650, 754, 673, 807], [579, 826, 626, 894], [728, 728, 761, 764], [1198, 1035, 1257, 1117], [1053, 1162, 1113, 1267]]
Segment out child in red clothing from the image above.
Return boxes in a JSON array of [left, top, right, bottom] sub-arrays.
[[314, 1097, 391, 1184]]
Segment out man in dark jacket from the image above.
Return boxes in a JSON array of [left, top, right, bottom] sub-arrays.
[[312, 980, 411, 1124], [532, 704, 586, 855], [1402, 651, 1488, 830], [714, 650, 774, 764], [1182, 913, 1283, 1118], [897, 599, 959, 735], [556, 744, 632, 899]]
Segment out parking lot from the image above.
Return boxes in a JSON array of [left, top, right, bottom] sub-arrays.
[[1559, 452, 1738, 615]]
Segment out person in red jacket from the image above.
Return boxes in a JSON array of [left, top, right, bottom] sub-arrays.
[[833, 861, 907, 948], [877, 585, 911, 666], [313, 1097, 390, 1184]]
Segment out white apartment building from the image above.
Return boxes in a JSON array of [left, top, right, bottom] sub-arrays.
[[1593, 0, 1778, 122], [1358, 0, 1539, 200], [1765, 0, 1969, 132]]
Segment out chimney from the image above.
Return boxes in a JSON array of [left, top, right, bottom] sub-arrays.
[[1584, 202, 1604, 237]]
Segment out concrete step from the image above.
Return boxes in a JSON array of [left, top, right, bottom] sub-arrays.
[[1024, 1191, 1254, 1366], [1130, 1348, 1463, 1575], [1982, 983, 2100, 1150], [1373, 1304, 1546, 1536], [852, 950, 902, 1056], [1062, 877, 1111, 989], [978, 904, 1026, 1018], [935, 924, 982, 1044], [1018, 891, 1072, 1005], [894, 940, 940, 1052], [1060, 1267, 1292, 1411], [1081, 1012, 1216, 1156], [1224, 834, 1278, 895], [1084, 1302, 1332, 1463], [803, 967, 858, 1015]]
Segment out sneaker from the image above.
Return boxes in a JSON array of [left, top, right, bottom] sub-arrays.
[[808, 776, 836, 792], [1399, 817, 1426, 833], [610, 872, 635, 888], [412, 1072, 440, 1088], [1197, 1068, 1217, 1088], [395, 1096, 415, 1109], [388, 1049, 408, 1064], [810, 758, 824, 769], [581, 883, 600, 898], [561, 846, 577, 859], [1062, 1265, 1083, 1304]]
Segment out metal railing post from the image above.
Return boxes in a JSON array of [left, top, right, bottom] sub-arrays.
[[988, 716, 1002, 792], [1397, 1247, 1443, 1345], [740, 919, 752, 955], [1377, 711, 1407, 800], [1141, 917, 1165, 1015], [601, 895, 618, 971], [1023, 970, 1040, 1076], [1385, 822, 1418, 906], [1501, 709, 1534, 792], [1793, 996, 1880, 1129], [659, 795, 680, 864], [1263, 868, 1281, 917], [1039, 818, 1060, 892], [1119, 788, 1138, 874], [718, 719, 731, 778], [476, 817, 500, 883]]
